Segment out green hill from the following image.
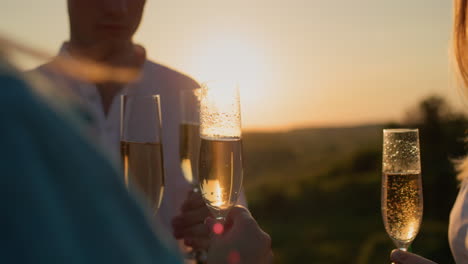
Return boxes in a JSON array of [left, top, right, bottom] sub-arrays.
[[242, 109, 464, 263]]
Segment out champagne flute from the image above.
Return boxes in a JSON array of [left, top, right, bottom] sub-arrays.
[[120, 94, 165, 216], [179, 89, 206, 263], [382, 129, 423, 254], [179, 88, 201, 191], [198, 81, 243, 224]]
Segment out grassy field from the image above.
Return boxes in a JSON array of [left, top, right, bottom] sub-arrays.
[[242, 117, 464, 263]]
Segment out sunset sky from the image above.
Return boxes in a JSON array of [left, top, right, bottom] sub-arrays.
[[2, 0, 466, 130]]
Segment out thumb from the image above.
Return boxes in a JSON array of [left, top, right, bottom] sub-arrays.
[[205, 216, 216, 229], [227, 206, 254, 228], [390, 249, 437, 264]]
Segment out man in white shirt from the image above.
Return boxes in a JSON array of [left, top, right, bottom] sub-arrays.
[[30, 0, 206, 252]]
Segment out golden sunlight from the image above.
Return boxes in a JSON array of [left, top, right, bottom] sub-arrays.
[[199, 80, 242, 138], [203, 179, 224, 208], [188, 32, 268, 112]]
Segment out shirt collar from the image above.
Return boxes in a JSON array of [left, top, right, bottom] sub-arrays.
[[57, 42, 148, 87]]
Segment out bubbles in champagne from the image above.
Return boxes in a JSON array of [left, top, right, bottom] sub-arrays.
[[199, 137, 243, 219], [121, 141, 165, 215], [199, 82, 241, 139], [383, 129, 421, 173], [382, 172, 423, 249]]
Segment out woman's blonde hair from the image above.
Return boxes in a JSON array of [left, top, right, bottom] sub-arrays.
[[454, 0, 468, 86], [453, 0, 468, 181], [456, 156, 468, 181]]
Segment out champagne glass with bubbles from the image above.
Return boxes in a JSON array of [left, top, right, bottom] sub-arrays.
[[382, 129, 423, 254], [120, 95, 165, 217], [198, 81, 243, 225]]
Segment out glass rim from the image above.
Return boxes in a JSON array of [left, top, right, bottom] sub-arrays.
[[200, 80, 240, 88], [383, 128, 419, 133], [121, 94, 160, 100], [200, 135, 242, 141]]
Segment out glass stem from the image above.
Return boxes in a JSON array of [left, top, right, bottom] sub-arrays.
[[403, 245, 412, 252]]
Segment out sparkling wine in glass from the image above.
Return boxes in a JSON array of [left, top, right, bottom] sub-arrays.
[[382, 129, 423, 252], [120, 94, 165, 216], [179, 88, 201, 191], [198, 81, 243, 223]]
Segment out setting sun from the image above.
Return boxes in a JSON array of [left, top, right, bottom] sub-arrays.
[[186, 31, 270, 121]]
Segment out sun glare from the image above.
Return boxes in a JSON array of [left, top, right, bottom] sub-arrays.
[[188, 32, 268, 113]]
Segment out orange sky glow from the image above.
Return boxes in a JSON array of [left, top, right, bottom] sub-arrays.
[[1, 0, 466, 131]]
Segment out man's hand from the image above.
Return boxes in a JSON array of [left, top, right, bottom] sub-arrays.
[[206, 206, 273, 264], [172, 190, 212, 251], [390, 249, 438, 264]]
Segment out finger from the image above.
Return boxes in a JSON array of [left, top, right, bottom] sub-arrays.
[[205, 216, 216, 231], [226, 206, 252, 222], [222, 206, 249, 229], [184, 237, 210, 250], [171, 215, 184, 230], [179, 223, 210, 238], [390, 250, 437, 264], [204, 206, 255, 237], [172, 206, 211, 229], [227, 206, 257, 231], [181, 191, 206, 212], [181, 198, 206, 212], [173, 222, 210, 239], [204, 217, 229, 236]]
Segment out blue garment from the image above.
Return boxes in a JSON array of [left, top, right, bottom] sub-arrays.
[[0, 62, 181, 264]]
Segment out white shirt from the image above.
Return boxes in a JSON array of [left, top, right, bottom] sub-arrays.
[[32, 44, 199, 240], [449, 179, 468, 263]]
